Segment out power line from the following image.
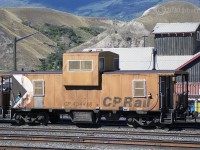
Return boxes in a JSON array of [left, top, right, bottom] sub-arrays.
[[142, 35, 148, 47]]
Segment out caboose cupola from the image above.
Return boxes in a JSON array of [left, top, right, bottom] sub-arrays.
[[62, 51, 119, 86]]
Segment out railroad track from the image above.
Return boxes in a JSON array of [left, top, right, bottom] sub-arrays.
[[0, 125, 199, 149], [0, 125, 199, 138], [0, 133, 200, 149]]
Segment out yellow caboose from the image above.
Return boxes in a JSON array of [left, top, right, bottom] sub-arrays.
[[0, 51, 189, 127]]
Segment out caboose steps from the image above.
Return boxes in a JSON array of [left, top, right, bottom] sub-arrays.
[[160, 112, 173, 124]]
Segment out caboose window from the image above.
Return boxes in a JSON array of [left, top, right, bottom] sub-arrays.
[[99, 57, 105, 71], [114, 58, 119, 70], [69, 61, 80, 70], [81, 61, 92, 71], [132, 80, 146, 97], [68, 60, 93, 71], [33, 80, 44, 96]]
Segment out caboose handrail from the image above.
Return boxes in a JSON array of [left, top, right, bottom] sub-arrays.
[[160, 92, 163, 110]]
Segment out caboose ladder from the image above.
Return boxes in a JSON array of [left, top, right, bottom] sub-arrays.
[[159, 76, 174, 124]]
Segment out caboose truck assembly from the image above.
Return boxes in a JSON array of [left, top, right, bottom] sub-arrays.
[[0, 51, 189, 127]]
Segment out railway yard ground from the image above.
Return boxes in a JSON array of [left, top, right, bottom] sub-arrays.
[[0, 115, 199, 149]]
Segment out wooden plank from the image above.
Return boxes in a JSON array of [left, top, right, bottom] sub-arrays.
[[54, 74, 64, 108], [64, 89, 76, 109], [43, 74, 55, 108], [87, 90, 100, 109]]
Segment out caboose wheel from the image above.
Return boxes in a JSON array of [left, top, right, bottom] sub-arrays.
[[126, 121, 139, 128], [15, 113, 25, 125], [38, 113, 49, 125], [156, 124, 165, 129], [49, 113, 60, 124], [126, 116, 139, 128], [127, 123, 135, 128]]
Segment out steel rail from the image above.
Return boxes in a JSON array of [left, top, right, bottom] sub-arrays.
[[0, 133, 199, 149], [0, 126, 199, 138]]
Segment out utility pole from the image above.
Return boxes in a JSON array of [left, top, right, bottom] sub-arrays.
[[142, 35, 148, 47], [13, 32, 38, 71]]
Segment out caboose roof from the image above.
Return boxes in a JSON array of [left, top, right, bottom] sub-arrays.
[[104, 70, 188, 75], [0, 70, 62, 75], [63, 51, 116, 56], [152, 22, 200, 34]]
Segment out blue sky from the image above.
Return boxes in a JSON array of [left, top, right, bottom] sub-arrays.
[[0, 0, 199, 21], [0, 0, 98, 11]]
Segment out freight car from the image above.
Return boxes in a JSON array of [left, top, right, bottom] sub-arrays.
[[0, 51, 189, 127]]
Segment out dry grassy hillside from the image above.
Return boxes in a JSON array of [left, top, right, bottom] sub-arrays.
[[8, 8, 114, 29], [0, 8, 115, 70], [0, 8, 56, 70]]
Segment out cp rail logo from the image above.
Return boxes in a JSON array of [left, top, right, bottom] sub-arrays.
[[102, 97, 152, 108]]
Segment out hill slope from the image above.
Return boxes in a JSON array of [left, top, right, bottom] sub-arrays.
[[0, 1, 199, 70], [0, 8, 116, 70], [137, 1, 200, 31], [8, 8, 114, 28], [70, 21, 149, 52], [0, 8, 56, 70], [71, 1, 200, 52], [136, 1, 200, 45]]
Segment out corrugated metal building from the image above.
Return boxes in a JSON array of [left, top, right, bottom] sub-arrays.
[[152, 23, 200, 98], [152, 23, 200, 55]]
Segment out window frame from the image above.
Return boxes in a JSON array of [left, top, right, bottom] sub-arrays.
[[132, 80, 146, 97], [32, 79, 45, 97], [68, 60, 93, 72]]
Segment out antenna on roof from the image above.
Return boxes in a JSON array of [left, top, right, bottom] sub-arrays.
[[152, 48, 157, 70]]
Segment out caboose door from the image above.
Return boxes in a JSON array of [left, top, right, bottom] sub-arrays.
[[0, 76, 11, 118], [159, 76, 174, 112]]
